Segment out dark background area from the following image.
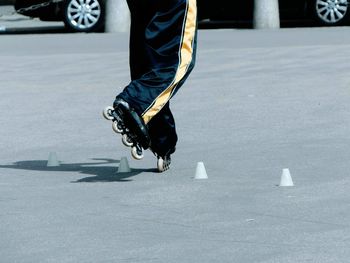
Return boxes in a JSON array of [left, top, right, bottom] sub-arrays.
[[0, 0, 15, 5]]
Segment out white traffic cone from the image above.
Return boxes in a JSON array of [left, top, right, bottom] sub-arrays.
[[117, 157, 131, 173], [47, 152, 60, 167], [279, 168, 294, 187], [195, 162, 208, 179]]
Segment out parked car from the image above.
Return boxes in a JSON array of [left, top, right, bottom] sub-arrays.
[[14, 0, 350, 33], [15, 0, 106, 32], [198, 0, 350, 26]]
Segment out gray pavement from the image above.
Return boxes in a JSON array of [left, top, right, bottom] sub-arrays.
[[1, 27, 350, 262]]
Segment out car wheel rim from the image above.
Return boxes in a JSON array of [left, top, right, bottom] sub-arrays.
[[67, 0, 101, 30], [316, 0, 348, 24]]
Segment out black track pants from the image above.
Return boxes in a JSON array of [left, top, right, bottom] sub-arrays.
[[117, 0, 197, 156]]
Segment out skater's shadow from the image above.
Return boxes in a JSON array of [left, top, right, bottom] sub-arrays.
[[0, 158, 157, 182]]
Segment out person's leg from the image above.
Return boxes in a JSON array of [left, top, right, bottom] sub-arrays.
[[126, 0, 150, 80], [109, 0, 154, 157], [147, 102, 177, 157], [117, 0, 197, 124], [114, 0, 197, 167]]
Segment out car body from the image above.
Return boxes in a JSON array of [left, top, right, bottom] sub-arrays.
[[15, 0, 106, 32], [198, 0, 350, 26], [14, 0, 350, 32]]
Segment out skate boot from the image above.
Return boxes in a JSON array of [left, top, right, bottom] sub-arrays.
[[103, 98, 150, 160]]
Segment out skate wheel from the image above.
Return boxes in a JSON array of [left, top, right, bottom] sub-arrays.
[[112, 121, 122, 133], [157, 158, 164, 172], [103, 106, 114, 121], [131, 146, 144, 160], [157, 157, 171, 172], [122, 134, 133, 147]]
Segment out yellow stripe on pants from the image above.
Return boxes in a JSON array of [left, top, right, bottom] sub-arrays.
[[142, 0, 197, 125]]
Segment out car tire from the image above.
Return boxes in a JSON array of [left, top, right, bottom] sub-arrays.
[[63, 0, 105, 32], [313, 0, 350, 26]]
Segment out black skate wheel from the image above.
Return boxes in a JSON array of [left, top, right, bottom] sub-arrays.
[[103, 106, 114, 121]]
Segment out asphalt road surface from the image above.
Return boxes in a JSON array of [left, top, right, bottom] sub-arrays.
[[1, 26, 350, 262]]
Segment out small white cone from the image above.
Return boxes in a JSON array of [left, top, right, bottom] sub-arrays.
[[195, 162, 208, 180], [47, 152, 59, 167], [279, 168, 294, 187], [117, 157, 131, 173]]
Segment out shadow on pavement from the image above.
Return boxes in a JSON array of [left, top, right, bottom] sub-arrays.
[[0, 158, 157, 182]]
